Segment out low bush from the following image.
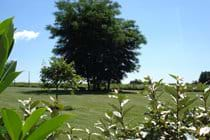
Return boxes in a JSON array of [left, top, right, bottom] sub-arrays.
[[93, 75, 210, 139]]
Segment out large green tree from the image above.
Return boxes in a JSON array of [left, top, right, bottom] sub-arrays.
[[47, 0, 146, 90]]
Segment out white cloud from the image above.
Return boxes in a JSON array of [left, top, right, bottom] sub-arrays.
[[14, 30, 39, 40]]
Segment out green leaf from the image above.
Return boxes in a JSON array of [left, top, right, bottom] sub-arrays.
[[0, 35, 9, 78], [117, 94, 126, 103], [109, 104, 120, 112], [0, 17, 14, 48], [1, 109, 22, 140], [30, 100, 41, 109], [179, 97, 197, 111], [165, 86, 177, 100], [1, 61, 17, 81], [169, 74, 178, 80], [0, 18, 17, 94], [8, 40, 14, 58], [27, 114, 71, 140], [0, 72, 21, 93], [204, 91, 210, 102], [185, 97, 197, 108], [123, 105, 134, 116], [40, 100, 51, 106], [22, 108, 46, 139]]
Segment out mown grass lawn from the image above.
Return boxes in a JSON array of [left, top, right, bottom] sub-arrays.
[[0, 87, 148, 138], [0, 87, 209, 139]]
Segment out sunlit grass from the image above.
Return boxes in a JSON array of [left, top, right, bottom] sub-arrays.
[[0, 87, 209, 139]]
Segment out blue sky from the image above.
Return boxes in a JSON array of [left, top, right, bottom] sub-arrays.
[[1, 0, 210, 83]]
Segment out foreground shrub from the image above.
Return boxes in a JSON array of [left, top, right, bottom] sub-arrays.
[[95, 94, 138, 139], [1, 108, 70, 140], [0, 18, 71, 140], [92, 75, 210, 140], [0, 18, 20, 93]]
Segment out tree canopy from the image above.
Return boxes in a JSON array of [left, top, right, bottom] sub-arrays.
[[47, 0, 146, 90], [130, 79, 143, 85], [40, 57, 80, 91], [199, 71, 210, 84]]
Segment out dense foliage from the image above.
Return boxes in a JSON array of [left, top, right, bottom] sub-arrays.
[[92, 75, 210, 139], [130, 79, 143, 84], [199, 71, 210, 84], [47, 0, 146, 90], [40, 57, 81, 92]]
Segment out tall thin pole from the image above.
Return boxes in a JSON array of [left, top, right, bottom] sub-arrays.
[[28, 71, 30, 87]]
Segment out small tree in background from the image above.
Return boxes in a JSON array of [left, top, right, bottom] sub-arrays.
[[199, 71, 210, 84], [40, 57, 81, 94]]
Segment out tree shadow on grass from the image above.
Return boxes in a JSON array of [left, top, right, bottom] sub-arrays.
[[19, 89, 138, 96], [19, 89, 72, 95], [20, 89, 110, 95]]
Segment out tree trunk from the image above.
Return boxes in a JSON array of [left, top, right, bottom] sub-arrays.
[[56, 84, 58, 100], [55, 94, 58, 101], [97, 82, 100, 91], [107, 80, 111, 91], [87, 78, 90, 91], [92, 77, 96, 91]]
